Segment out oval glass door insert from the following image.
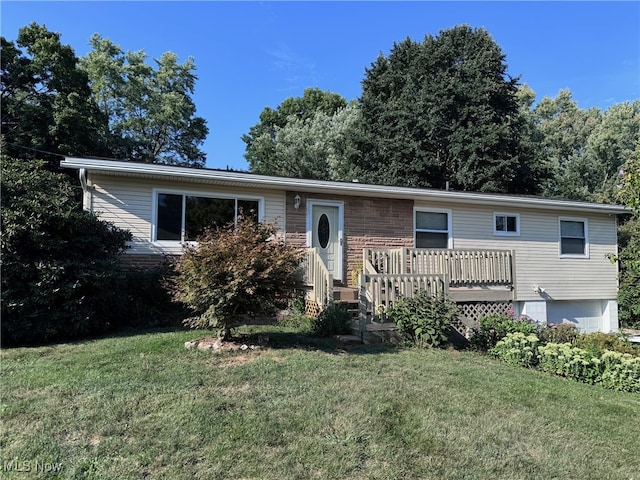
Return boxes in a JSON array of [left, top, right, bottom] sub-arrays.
[[318, 213, 330, 248]]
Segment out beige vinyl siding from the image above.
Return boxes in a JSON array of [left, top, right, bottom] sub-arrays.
[[88, 173, 286, 255], [414, 201, 618, 301]]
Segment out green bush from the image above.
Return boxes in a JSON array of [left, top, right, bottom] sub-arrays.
[[1, 158, 132, 346], [599, 351, 640, 393], [470, 312, 539, 351], [490, 332, 540, 368], [170, 217, 303, 340], [538, 323, 580, 344], [311, 303, 353, 337], [537, 343, 602, 384], [387, 292, 459, 348], [574, 332, 640, 358], [123, 259, 186, 328]]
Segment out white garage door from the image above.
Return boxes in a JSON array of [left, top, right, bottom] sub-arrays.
[[547, 301, 602, 333]]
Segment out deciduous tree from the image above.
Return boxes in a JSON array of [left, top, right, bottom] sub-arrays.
[[170, 217, 303, 340], [82, 34, 208, 167], [243, 88, 348, 175], [616, 144, 640, 328], [1, 23, 109, 166], [247, 102, 360, 180]]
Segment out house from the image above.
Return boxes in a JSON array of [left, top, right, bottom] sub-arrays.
[[61, 157, 626, 338]]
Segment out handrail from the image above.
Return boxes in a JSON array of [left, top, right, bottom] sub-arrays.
[[364, 248, 514, 286], [304, 248, 334, 310], [359, 271, 448, 327]]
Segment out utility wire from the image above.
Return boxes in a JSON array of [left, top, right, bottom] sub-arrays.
[[3, 141, 66, 158]]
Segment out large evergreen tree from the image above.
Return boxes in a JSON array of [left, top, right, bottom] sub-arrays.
[[352, 25, 545, 194]]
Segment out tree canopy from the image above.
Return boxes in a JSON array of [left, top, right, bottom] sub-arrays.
[[350, 25, 545, 194], [242, 88, 348, 175], [1, 24, 208, 168], [534, 92, 640, 202], [245, 101, 360, 180], [0, 23, 110, 165], [81, 34, 209, 167]]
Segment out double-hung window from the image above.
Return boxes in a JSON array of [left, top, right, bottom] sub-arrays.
[[494, 213, 520, 236], [415, 209, 451, 248], [559, 217, 589, 257], [154, 191, 261, 242]]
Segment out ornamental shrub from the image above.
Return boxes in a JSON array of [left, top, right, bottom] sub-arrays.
[[311, 302, 353, 337], [599, 351, 640, 393], [387, 291, 459, 348], [537, 343, 602, 384], [538, 322, 579, 344], [1, 157, 132, 346], [490, 332, 540, 368], [170, 217, 303, 340], [574, 332, 640, 358], [469, 312, 539, 351]]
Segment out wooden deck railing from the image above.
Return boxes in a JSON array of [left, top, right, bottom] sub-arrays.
[[303, 248, 333, 310], [359, 272, 448, 314], [364, 248, 514, 286], [359, 248, 515, 335]]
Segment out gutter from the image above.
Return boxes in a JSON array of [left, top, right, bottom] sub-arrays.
[[61, 157, 627, 215]]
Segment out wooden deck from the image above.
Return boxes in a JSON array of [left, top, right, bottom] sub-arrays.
[[304, 248, 516, 340]]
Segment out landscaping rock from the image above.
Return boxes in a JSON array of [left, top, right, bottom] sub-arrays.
[[185, 337, 261, 353]]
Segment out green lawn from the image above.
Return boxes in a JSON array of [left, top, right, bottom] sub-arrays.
[[1, 325, 639, 480]]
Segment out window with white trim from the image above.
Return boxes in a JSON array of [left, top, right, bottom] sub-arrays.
[[155, 192, 260, 242], [415, 209, 451, 248], [559, 217, 589, 257], [494, 213, 520, 236]]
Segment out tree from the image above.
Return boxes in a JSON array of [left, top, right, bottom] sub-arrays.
[[170, 217, 303, 340], [616, 144, 640, 328], [534, 90, 603, 201], [1, 156, 132, 345], [584, 101, 640, 202], [246, 102, 360, 180], [352, 25, 545, 194], [81, 34, 208, 167], [243, 87, 347, 174], [1, 23, 110, 166]]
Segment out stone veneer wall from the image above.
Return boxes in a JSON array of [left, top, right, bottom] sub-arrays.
[[119, 254, 177, 270], [285, 191, 414, 286]]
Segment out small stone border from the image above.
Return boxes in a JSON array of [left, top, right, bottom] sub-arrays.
[[185, 337, 262, 353]]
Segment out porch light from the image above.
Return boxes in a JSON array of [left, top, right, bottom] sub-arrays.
[[294, 194, 301, 209]]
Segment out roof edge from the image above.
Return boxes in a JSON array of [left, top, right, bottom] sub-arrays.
[[61, 157, 628, 214]]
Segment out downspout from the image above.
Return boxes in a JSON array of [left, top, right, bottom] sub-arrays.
[[78, 168, 93, 212]]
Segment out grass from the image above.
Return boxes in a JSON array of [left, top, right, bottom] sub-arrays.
[[1, 324, 639, 480]]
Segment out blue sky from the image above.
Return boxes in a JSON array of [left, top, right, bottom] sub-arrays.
[[2, 1, 639, 171]]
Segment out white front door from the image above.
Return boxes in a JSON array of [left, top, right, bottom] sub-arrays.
[[308, 201, 343, 281]]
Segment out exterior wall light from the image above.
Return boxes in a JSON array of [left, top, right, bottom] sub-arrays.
[[294, 193, 301, 209]]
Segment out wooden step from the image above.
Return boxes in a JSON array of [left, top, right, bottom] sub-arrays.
[[333, 287, 358, 302]]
